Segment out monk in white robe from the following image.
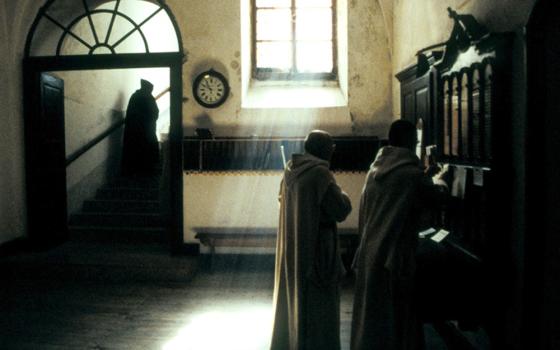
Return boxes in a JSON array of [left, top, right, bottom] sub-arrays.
[[271, 130, 352, 350], [351, 120, 448, 350]]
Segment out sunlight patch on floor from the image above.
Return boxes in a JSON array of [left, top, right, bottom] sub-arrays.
[[162, 302, 273, 350]]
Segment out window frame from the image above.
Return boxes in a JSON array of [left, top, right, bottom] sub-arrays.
[[251, 0, 338, 81]]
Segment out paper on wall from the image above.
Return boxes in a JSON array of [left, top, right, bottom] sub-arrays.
[[473, 168, 484, 186], [451, 166, 467, 198], [416, 128, 423, 159]]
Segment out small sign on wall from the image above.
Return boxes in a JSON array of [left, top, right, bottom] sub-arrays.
[[473, 168, 484, 187]]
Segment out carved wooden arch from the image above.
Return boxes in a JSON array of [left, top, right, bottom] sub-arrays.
[[24, 0, 184, 57]]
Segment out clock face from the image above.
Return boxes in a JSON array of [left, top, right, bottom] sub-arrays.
[[193, 70, 229, 108]]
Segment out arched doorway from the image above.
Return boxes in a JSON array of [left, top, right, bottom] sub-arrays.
[[23, 0, 184, 251]]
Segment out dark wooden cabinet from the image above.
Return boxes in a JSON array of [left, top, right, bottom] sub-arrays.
[[396, 54, 440, 153]]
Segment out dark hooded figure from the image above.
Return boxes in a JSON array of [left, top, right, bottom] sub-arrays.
[[271, 130, 352, 350], [350, 120, 448, 350], [121, 79, 159, 176]]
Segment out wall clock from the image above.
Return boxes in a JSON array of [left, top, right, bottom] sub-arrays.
[[192, 69, 230, 108]]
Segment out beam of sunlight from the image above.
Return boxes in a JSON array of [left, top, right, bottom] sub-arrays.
[[162, 304, 272, 350]]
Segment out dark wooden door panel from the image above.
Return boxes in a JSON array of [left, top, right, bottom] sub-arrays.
[[28, 73, 67, 244]]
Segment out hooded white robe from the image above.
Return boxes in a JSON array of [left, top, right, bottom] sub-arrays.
[[351, 146, 447, 350], [271, 153, 352, 350]]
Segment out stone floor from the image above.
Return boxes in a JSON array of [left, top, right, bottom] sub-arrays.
[[0, 242, 451, 350]]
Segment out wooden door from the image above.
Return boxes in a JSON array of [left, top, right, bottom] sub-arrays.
[[28, 73, 67, 245]]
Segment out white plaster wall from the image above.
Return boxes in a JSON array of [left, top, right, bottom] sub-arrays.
[[183, 171, 366, 244], [167, 0, 393, 138], [377, 0, 393, 57], [347, 0, 393, 136], [0, 0, 43, 244], [240, 0, 252, 102], [392, 0, 537, 117], [58, 68, 169, 158], [58, 70, 128, 157], [0, 1, 25, 244], [337, 0, 349, 101], [166, 0, 393, 247]]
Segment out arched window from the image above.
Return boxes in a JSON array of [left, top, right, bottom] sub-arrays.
[[25, 0, 182, 57]]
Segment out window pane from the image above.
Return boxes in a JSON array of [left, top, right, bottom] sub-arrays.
[[256, 9, 292, 41], [296, 9, 332, 40], [257, 42, 292, 70], [295, 0, 332, 8], [296, 41, 332, 73], [256, 0, 291, 8]]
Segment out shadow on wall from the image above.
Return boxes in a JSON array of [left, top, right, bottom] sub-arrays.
[[191, 60, 230, 83], [106, 90, 127, 179], [66, 108, 125, 217], [192, 112, 216, 137], [107, 108, 125, 176], [112, 91, 126, 113]]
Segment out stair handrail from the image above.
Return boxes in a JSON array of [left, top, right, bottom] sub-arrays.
[[66, 118, 125, 167], [66, 86, 171, 167], [155, 86, 170, 101]]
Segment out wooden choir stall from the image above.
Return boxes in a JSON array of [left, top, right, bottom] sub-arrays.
[[396, 8, 515, 349]]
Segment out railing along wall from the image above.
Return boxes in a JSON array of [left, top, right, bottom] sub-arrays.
[[65, 87, 170, 167], [183, 136, 381, 172]]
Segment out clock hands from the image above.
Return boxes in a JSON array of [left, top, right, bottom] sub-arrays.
[[194, 70, 229, 107], [202, 78, 225, 102]]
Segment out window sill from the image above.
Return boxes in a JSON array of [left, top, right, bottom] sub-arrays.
[[242, 82, 347, 109]]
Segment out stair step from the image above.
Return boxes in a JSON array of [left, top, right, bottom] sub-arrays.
[[83, 199, 160, 213], [96, 187, 159, 200], [70, 213, 163, 227], [107, 179, 160, 189], [110, 175, 161, 187], [69, 226, 166, 243]]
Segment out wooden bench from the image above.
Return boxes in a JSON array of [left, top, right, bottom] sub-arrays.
[[194, 227, 359, 269]]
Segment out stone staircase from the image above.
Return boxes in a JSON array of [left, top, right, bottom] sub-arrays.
[[0, 240, 198, 283], [69, 176, 166, 244], [0, 174, 198, 284]]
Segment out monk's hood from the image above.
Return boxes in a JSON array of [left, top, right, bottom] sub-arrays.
[[370, 146, 421, 181], [284, 153, 329, 186]]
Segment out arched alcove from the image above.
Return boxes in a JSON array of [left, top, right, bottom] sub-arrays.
[[23, 0, 186, 251]]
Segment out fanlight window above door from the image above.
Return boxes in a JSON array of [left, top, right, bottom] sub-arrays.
[[26, 0, 180, 57]]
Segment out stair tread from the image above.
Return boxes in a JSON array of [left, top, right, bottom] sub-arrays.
[[71, 176, 165, 243], [82, 201, 160, 214], [98, 188, 159, 192], [73, 212, 162, 216], [85, 199, 159, 203], [102, 185, 159, 190], [95, 189, 158, 200], [69, 225, 165, 230]]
